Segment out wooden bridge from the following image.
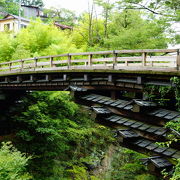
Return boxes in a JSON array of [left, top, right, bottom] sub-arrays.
[[0, 48, 180, 73], [0, 48, 179, 90], [0, 49, 180, 177]]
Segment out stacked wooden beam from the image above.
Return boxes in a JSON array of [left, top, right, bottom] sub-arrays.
[[69, 87, 180, 175]]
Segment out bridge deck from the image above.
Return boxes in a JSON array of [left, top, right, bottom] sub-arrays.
[[0, 49, 179, 76]]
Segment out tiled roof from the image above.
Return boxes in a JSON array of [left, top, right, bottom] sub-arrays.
[[54, 22, 73, 30], [81, 94, 180, 121], [0, 14, 30, 22]]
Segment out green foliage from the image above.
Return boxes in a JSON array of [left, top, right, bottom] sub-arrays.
[[0, 0, 19, 15], [66, 166, 88, 180], [144, 85, 173, 107], [11, 91, 114, 179], [0, 20, 82, 62], [171, 159, 180, 180], [103, 148, 158, 180], [72, 9, 170, 50], [15, 20, 80, 57], [105, 10, 169, 49], [43, 8, 77, 26], [144, 77, 180, 110], [116, 0, 180, 20], [0, 32, 15, 62], [0, 141, 32, 180], [135, 174, 159, 180], [21, 0, 44, 7], [171, 77, 180, 111]]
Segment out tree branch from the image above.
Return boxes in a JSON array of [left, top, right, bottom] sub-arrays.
[[119, 2, 176, 17]]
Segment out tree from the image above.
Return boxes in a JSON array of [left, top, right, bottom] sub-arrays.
[[72, 13, 105, 50], [0, 20, 82, 62], [104, 10, 170, 49], [0, 141, 32, 180], [116, 0, 180, 20], [21, 0, 44, 8], [11, 91, 114, 179], [43, 7, 77, 26], [72, 9, 170, 51], [94, 0, 114, 38], [0, 0, 19, 16]]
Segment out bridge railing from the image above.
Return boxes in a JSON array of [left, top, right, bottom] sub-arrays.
[[0, 49, 179, 73]]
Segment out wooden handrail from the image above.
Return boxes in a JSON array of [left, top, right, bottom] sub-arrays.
[[0, 49, 179, 73]]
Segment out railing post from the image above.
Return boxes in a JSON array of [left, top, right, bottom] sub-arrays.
[[9, 62, 12, 71], [21, 59, 24, 71], [34, 57, 37, 69], [176, 49, 180, 70], [113, 50, 117, 69], [68, 54, 71, 69], [88, 54, 92, 66], [50, 57, 54, 68], [142, 52, 147, 66]]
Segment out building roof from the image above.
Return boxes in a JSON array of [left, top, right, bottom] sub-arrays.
[[0, 14, 30, 22], [117, 129, 139, 138], [92, 106, 111, 114], [133, 99, 157, 107], [21, 5, 40, 9], [140, 156, 173, 168], [54, 22, 73, 30]]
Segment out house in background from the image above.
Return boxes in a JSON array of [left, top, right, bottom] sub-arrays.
[[22, 5, 42, 18], [0, 5, 40, 33], [0, 6, 73, 33], [0, 14, 29, 33]]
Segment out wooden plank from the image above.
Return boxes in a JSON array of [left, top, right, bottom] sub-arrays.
[[117, 57, 142, 61], [148, 63, 175, 67], [115, 49, 177, 53], [0, 67, 11, 70], [53, 60, 68, 64], [69, 51, 113, 56], [8, 64, 21, 69], [7, 59, 22, 63], [147, 56, 176, 62], [69, 52, 90, 56], [22, 63, 35, 68], [92, 58, 113, 62], [0, 62, 12, 65], [37, 54, 68, 59], [71, 59, 88, 63]]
